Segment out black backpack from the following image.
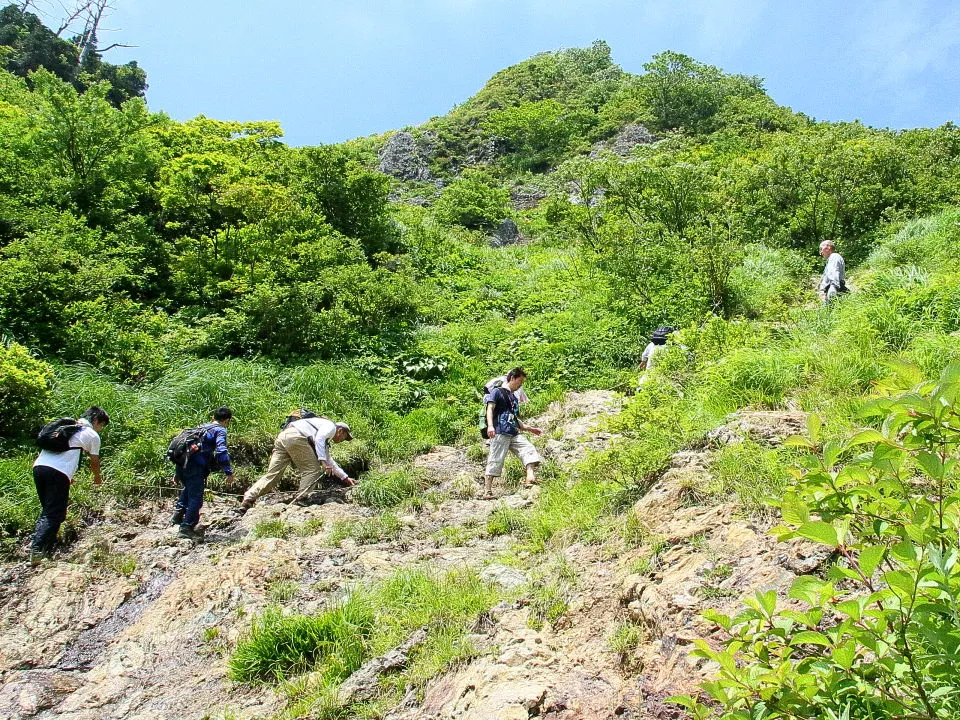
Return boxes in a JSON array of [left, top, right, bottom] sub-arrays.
[[280, 408, 318, 430], [166, 423, 216, 467], [651, 326, 675, 345], [36, 418, 84, 453]]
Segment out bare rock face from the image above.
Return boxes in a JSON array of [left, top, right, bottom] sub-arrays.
[[590, 123, 657, 158], [726, 411, 806, 445], [488, 218, 522, 248], [610, 124, 656, 155], [510, 184, 547, 211], [378, 131, 436, 181], [0, 670, 81, 718], [465, 136, 508, 165], [479, 564, 529, 590]]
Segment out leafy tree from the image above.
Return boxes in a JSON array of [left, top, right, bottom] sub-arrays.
[[29, 69, 158, 223], [484, 98, 595, 171], [639, 50, 764, 134], [287, 145, 396, 257]]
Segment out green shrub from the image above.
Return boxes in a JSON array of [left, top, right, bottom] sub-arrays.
[[252, 520, 292, 540], [486, 505, 531, 538], [231, 569, 499, 716], [728, 245, 809, 320], [433, 170, 510, 230], [679, 364, 960, 719], [0, 457, 38, 539], [0, 342, 53, 436], [329, 512, 402, 545], [707, 347, 807, 408]]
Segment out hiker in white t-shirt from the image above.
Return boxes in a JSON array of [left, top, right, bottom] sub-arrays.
[[237, 414, 355, 514], [31, 406, 110, 564]]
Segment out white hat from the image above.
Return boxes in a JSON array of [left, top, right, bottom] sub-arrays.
[[335, 422, 353, 440]]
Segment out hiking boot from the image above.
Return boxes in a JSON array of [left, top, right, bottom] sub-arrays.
[[233, 500, 253, 516], [178, 524, 205, 541], [170, 509, 185, 525], [29, 550, 49, 567]]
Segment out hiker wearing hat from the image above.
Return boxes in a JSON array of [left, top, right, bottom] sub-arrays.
[[236, 415, 355, 514], [818, 240, 846, 304], [641, 326, 674, 371]]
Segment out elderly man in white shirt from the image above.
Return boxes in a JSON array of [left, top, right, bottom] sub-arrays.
[[819, 240, 846, 304], [237, 415, 354, 514]]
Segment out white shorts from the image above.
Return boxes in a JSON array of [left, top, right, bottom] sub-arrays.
[[485, 433, 541, 477]]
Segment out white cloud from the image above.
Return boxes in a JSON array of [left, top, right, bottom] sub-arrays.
[[851, 0, 960, 86]]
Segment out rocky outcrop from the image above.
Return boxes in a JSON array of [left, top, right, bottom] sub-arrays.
[[488, 218, 522, 248], [610, 123, 656, 155], [465, 136, 508, 166], [378, 131, 437, 181], [591, 123, 657, 158], [510, 185, 547, 211]]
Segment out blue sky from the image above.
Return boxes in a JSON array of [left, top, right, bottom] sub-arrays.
[[80, 0, 960, 146]]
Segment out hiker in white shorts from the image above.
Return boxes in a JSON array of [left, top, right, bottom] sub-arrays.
[[483, 367, 542, 499]]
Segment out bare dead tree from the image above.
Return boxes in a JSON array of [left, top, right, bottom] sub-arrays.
[[53, 0, 94, 37]]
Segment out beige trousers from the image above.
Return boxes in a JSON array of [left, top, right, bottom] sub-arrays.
[[243, 427, 324, 503], [485, 433, 541, 477]]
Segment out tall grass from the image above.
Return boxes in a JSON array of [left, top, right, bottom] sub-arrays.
[[229, 600, 373, 684], [352, 466, 427, 509]]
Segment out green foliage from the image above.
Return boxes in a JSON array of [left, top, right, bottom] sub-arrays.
[[433, 169, 510, 229], [329, 512, 402, 545], [639, 51, 765, 134], [0, 456, 37, 540], [0, 341, 52, 436], [252, 520, 292, 540], [288, 145, 397, 257], [484, 99, 593, 172], [709, 440, 790, 515], [679, 365, 960, 719]]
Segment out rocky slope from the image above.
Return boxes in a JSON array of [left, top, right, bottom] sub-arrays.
[[0, 394, 824, 720]]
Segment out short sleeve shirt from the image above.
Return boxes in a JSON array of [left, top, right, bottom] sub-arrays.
[[485, 387, 520, 436], [34, 421, 100, 480]]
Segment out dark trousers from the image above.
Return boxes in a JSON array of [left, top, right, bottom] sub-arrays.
[[174, 462, 208, 528], [32, 465, 71, 552]]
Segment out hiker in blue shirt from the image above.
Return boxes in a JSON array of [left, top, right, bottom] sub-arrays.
[[171, 407, 234, 540], [483, 368, 542, 499]]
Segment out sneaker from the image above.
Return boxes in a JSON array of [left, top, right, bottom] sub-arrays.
[[178, 524, 205, 541], [233, 500, 253, 516], [29, 550, 48, 567], [170, 509, 185, 525]]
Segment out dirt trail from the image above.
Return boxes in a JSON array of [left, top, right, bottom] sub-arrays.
[[0, 393, 823, 720]]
